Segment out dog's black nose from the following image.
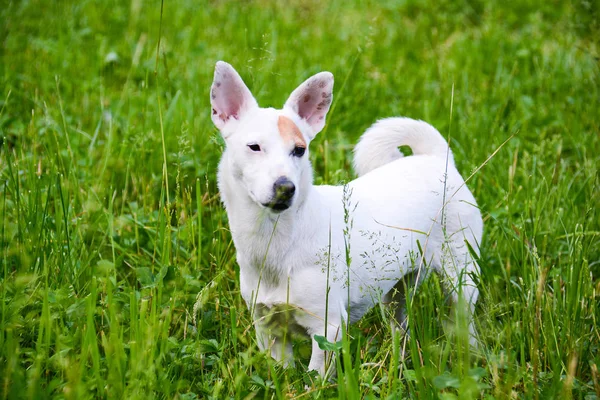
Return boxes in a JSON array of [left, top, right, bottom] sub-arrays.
[[273, 177, 295, 200]]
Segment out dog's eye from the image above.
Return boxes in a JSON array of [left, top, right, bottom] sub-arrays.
[[292, 146, 306, 157], [248, 144, 261, 152]]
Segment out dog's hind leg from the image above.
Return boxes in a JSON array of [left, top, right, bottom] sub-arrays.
[[435, 235, 480, 348], [443, 268, 479, 348], [384, 270, 424, 339]]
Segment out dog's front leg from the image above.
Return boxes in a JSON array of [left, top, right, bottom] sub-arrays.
[[307, 324, 342, 376], [270, 336, 295, 367], [255, 322, 295, 367]]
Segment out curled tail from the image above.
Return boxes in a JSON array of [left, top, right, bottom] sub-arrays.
[[353, 117, 454, 176]]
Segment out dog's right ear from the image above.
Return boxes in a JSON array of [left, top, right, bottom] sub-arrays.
[[283, 71, 334, 139], [210, 61, 258, 132]]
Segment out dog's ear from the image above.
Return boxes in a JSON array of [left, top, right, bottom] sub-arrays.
[[210, 61, 258, 131], [283, 72, 334, 139]]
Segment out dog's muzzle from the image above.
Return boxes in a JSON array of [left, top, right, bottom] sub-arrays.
[[263, 177, 295, 212]]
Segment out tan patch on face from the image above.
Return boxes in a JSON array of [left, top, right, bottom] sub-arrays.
[[278, 115, 306, 148]]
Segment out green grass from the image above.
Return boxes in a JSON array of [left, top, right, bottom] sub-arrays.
[[1, 0, 599, 398]]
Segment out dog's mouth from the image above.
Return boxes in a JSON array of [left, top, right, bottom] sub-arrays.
[[262, 200, 291, 213], [261, 179, 295, 213]]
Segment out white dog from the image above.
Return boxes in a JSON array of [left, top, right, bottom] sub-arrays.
[[210, 61, 483, 376]]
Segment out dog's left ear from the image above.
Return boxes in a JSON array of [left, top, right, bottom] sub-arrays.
[[283, 72, 334, 139], [211, 61, 258, 132]]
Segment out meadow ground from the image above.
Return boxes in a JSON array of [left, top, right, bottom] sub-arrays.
[[1, 0, 599, 398]]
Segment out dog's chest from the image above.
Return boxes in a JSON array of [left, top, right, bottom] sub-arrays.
[[236, 237, 327, 307], [239, 249, 310, 291], [237, 226, 319, 280]]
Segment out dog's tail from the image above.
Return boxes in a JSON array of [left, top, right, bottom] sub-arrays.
[[353, 117, 454, 176]]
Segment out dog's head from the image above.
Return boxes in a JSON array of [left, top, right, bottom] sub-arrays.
[[210, 61, 333, 213]]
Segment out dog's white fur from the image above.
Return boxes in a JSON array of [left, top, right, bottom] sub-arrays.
[[210, 61, 483, 376]]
